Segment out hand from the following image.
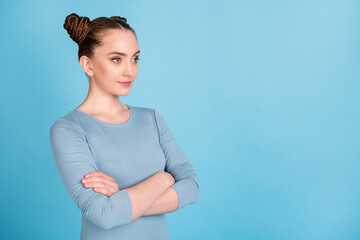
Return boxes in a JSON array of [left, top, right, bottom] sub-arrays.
[[81, 170, 119, 197], [164, 171, 175, 186]]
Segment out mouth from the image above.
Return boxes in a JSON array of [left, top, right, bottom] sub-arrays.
[[117, 81, 132, 86]]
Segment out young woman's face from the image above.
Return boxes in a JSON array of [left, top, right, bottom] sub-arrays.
[[89, 29, 140, 96]]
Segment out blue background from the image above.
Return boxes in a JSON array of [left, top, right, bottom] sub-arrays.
[[1, 0, 359, 239]]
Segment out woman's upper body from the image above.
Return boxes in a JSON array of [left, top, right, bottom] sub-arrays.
[[50, 103, 199, 239]]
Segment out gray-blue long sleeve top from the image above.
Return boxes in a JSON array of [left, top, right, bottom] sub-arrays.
[[49, 104, 199, 240]]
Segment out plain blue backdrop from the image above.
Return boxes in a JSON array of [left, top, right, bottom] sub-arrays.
[[0, 0, 359, 239]]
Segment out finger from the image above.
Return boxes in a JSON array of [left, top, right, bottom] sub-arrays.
[[84, 170, 99, 177], [84, 180, 118, 191], [93, 187, 112, 197], [83, 181, 111, 188], [84, 171, 114, 181], [84, 183, 114, 194], [83, 180, 119, 193], [82, 176, 117, 187], [83, 175, 115, 182]]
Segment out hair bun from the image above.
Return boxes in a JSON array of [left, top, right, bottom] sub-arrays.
[[110, 16, 127, 23], [64, 13, 91, 45]]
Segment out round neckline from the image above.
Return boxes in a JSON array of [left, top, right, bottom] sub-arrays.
[[74, 104, 133, 127]]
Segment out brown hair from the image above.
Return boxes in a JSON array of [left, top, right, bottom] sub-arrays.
[[63, 13, 137, 61]]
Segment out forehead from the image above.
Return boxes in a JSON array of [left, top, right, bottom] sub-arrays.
[[97, 29, 138, 54]]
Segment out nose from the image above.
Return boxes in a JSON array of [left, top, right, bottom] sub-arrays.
[[123, 61, 133, 77]]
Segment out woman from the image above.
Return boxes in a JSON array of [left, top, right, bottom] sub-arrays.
[[50, 13, 199, 240]]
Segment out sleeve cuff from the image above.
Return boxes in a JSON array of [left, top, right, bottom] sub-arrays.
[[171, 180, 186, 210], [110, 189, 133, 224], [171, 178, 200, 210]]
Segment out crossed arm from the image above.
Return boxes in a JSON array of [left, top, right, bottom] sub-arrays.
[[50, 110, 199, 229], [138, 180, 179, 216], [142, 186, 179, 216], [79, 109, 198, 220], [81, 170, 179, 220]]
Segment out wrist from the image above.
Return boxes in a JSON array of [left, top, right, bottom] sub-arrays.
[[156, 171, 174, 187], [165, 172, 175, 186]]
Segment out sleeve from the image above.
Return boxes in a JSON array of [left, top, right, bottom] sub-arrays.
[[153, 110, 200, 210], [49, 118, 133, 230]]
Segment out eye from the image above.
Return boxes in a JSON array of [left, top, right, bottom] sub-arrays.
[[112, 57, 121, 63], [133, 56, 140, 63]]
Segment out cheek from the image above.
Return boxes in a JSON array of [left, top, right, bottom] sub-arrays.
[[98, 63, 120, 82], [94, 57, 113, 72], [132, 66, 139, 78], [98, 62, 111, 76], [94, 63, 117, 86]]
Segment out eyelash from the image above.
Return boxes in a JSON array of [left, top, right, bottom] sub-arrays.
[[112, 57, 140, 63]]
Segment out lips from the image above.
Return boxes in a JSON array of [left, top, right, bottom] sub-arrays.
[[117, 81, 132, 86]]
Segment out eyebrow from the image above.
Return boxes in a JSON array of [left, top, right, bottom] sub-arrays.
[[108, 50, 140, 56]]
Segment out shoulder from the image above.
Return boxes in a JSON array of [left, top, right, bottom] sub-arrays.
[[130, 104, 163, 119], [130, 105, 155, 114], [50, 110, 85, 139], [129, 105, 167, 129]]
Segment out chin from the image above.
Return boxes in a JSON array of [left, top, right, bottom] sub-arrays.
[[115, 90, 131, 97]]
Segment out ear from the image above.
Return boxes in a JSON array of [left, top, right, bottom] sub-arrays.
[[79, 55, 95, 77]]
